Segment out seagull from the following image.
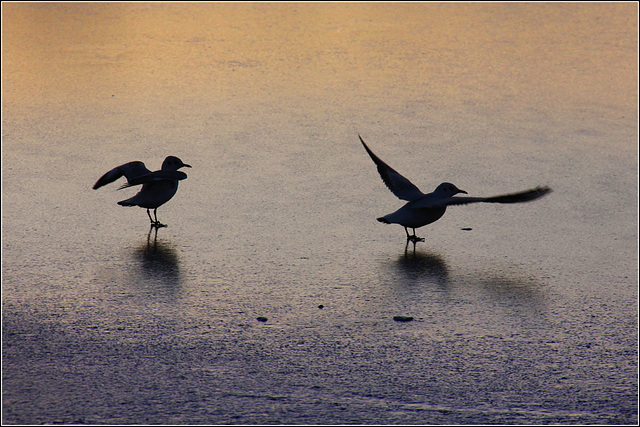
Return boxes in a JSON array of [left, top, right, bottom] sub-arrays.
[[359, 135, 551, 243], [93, 156, 191, 227]]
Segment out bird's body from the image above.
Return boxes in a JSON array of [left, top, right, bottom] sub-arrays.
[[378, 205, 447, 229], [117, 179, 179, 209], [93, 156, 191, 227], [359, 135, 551, 242]]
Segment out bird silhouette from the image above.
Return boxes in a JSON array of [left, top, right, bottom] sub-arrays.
[[360, 135, 551, 243], [93, 156, 191, 227]]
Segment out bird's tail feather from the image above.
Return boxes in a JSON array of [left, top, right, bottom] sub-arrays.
[[377, 217, 390, 224], [117, 200, 136, 207]]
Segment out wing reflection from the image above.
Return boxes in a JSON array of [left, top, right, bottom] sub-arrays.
[[476, 274, 545, 310], [391, 244, 546, 312]]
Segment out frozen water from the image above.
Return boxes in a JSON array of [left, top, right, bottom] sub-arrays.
[[2, 3, 637, 424]]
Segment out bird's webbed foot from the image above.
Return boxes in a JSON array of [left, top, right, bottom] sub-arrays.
[[407, 235, 425, 243]]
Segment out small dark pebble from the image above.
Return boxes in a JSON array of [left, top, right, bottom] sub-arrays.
[[256, 316, 268, 322], [318, 304, 324, 309], [393, 316, 414, 322], [461, 227, 473, 231]]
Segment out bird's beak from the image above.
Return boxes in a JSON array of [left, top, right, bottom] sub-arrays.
[[183, 164, 192, 168], [459, 190, 468, 194]]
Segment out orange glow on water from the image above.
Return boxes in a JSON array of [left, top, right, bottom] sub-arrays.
[[3, 2, 636, 116]]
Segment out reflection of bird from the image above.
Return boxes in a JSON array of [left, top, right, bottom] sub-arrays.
[[133, 226, 181, 292], [93, 156, 191, 227], [396, 250, 449, 286], [360, 135, 551, 242]]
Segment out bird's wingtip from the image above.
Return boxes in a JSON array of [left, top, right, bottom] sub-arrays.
[[538, 185, 552, 194], [359, 135, 372, 152]]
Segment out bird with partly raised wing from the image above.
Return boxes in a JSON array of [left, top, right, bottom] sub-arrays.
[[359, 135, 551, 243], [93, 156, 191, 227]]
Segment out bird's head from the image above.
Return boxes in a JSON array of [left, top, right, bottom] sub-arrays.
[[162, 156, 192, 171], [435, 182, 467, 196]]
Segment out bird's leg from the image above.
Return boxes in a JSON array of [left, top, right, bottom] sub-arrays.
[[404, 227, 411, 240], [409, 228, 425, 243], [147, 209, 155, 225], [405, 237, 419, 255], [153, 208, 167, 228]]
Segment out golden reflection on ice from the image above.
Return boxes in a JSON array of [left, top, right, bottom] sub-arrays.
[[3, 2, 636, 115]]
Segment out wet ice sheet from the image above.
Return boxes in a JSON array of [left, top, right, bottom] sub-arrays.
[[2, 3, 637, 424]]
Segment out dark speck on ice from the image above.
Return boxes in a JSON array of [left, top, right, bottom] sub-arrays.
[[393, 316, 414, 322]]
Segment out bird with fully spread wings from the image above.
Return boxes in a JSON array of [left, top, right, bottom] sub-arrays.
[[360, 135, 551, 243], [93, 156, 191, 228]]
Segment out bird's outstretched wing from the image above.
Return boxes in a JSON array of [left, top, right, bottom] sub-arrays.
[[360, 135, 425, 202], [413, 186, 552, 209], [93, 161, 152, 190], [117, 170, 188, 190]]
